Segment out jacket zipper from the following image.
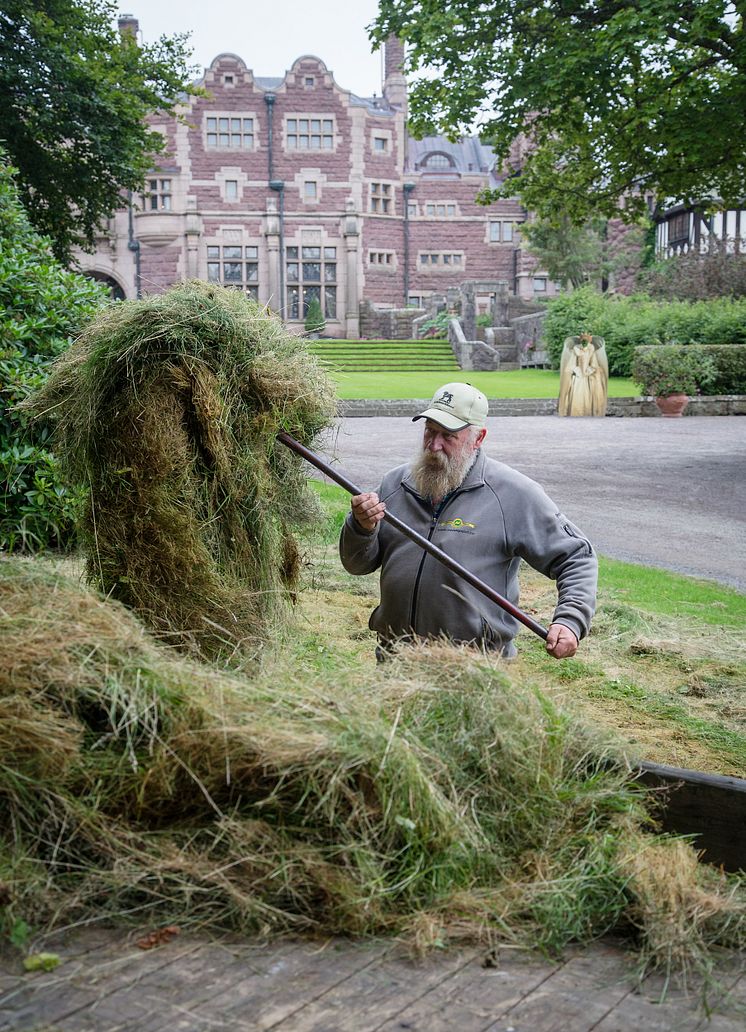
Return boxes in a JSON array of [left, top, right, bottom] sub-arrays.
[[408, 489, 466, 632], [409, 511, 438, 631]]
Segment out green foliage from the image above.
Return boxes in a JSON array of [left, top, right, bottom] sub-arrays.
[[640, 240, 746, 300], [0, 157, 105, 553], [522, 217, 606, 289], [699, 345, 746, 395], [419, 309, 452, 337], [371, 1, 746, 224], [631, 345, 717, 397], [304, 296, 325, 334], [543, 288, 746, 376], [0, 1, 197, 261]]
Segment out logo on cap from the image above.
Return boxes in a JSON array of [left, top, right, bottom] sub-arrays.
[[438, 391, 454, 406]]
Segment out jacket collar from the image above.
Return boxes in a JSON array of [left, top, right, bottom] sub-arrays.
[[402, 448, 486, 501]]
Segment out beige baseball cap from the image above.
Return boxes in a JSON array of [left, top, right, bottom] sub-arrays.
[[413, 382, 489, 431]]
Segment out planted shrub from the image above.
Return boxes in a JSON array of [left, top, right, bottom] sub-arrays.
[[543, 288, 746, 377], [631, 345, 717, 397], [0, 156, 105, 553], [304, 296, 325, 335], [697, 345, 746, 395]]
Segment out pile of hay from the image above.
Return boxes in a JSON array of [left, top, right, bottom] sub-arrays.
[[2, 559, 744, 979], [25, 281, 336, 657]]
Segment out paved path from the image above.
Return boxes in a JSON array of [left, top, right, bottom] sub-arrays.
[[1, 930, 744, 1031], [319, 416, 746, 591]]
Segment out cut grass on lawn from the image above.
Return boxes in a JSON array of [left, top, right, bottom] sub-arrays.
[[329, 368, 638, 400], [306, 481, 746, 777]]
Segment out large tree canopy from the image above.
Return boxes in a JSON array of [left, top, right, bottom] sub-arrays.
[[0, 1, 195, 261], [372, 1, 746, 223]]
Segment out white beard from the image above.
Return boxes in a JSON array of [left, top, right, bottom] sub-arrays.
[[410, 443, 478, 502]]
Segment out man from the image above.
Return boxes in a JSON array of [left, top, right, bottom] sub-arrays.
[[339, 382, 596, 659]]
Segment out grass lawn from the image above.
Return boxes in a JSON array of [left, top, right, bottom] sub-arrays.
[[329, 368, 638, 400], [307, 481, 746, 776]]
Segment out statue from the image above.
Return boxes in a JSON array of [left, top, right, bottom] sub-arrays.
[[558, 333, 608, 417]]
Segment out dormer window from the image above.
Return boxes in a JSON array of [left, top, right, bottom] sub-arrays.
[[422, 153, 453, 170], [304, 76, 315, 88], [224, 74, 234, 86]]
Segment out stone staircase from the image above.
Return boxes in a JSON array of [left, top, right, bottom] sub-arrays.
[[310, 338, 458, 372]]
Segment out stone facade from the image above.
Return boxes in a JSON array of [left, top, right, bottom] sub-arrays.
[[78, 22, 559, 338]]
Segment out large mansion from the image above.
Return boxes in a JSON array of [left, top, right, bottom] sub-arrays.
[[78, 21, 556, 337]]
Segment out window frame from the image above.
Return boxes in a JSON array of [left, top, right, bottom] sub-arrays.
[[204, 113, 256, 150]]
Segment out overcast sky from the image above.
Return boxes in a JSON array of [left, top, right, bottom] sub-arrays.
[[131, 0, 386, 98]]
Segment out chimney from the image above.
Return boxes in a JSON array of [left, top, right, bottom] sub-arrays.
[[382, 35, 407, 110], [118, 14, 139, 40]]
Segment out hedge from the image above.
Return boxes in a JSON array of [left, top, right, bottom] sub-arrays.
[[543, 287, 746, 377], [697, 345, 746, 395]]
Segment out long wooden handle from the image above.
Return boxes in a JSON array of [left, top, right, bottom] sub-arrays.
[[277, 431, 549, 641]]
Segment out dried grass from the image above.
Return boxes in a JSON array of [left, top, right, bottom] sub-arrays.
[[2, 559, 745, 981], [23, 281, 336, 657]]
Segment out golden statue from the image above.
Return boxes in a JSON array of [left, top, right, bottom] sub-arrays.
[[558, 333, 608, 417]]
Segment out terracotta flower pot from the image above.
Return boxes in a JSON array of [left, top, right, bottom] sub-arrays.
[[655, 393, 689, 418]]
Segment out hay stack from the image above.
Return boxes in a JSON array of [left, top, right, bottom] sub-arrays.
[[26, 281, 336, 656], [2, 559, 744, 978]]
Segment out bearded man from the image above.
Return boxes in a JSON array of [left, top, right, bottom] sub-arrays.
[[339, 382, 597, 659]]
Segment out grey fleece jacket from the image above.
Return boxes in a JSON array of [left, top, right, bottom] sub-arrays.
[[339, 449, 597, 655]]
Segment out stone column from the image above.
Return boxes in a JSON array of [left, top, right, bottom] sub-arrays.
[[185, 198, 201, 279], [343, 199, 360, 339], [264, 199, 280, 313]]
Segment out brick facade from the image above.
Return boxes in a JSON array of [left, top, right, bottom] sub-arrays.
[[78, 29, 559, 338]]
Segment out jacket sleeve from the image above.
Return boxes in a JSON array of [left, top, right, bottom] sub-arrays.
[[500, 481, 597, 641], [339, 511, 383, 575]]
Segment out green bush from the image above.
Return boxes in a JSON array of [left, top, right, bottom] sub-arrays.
[[0, 156, 105, 553], [304, 296, 325, 334], [697, 345, 746, 395], [631, 345, 717, 397], [419, 309, 452, 338], [543, 288, 746, 377]]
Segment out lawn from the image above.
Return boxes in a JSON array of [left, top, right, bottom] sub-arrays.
[[329, 368, 638, 399]]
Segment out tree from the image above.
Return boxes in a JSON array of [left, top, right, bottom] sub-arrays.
[[522, 217, 606, 290], [0, 154, 105, 551], [372, 1, 746, 224], [304, 296, 326, 335], [0, 1, 196, 261]]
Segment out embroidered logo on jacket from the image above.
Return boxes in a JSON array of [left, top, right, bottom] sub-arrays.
[[438, 516, 476, 531]]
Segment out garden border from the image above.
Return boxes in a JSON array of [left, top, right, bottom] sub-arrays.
[[338, 395, 746, 418]]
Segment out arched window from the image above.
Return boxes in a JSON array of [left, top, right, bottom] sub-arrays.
[[85, 272, 126, 301], [422, 152, 453, 170]]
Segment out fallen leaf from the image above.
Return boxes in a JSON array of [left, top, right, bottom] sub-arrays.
[[136, 925, 180, 950]]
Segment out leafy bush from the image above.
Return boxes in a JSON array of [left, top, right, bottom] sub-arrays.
[[304, 296, 325, 334], [543, 287, 746, 377], [640, 240, 746, 300], [697, 345, 746, 395], [0, 156, 105, 553], [419, 309, 452, 338], [631, 345, 717, 397]]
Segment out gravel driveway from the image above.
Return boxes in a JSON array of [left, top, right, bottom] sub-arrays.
[[314, 416, 746, 591]]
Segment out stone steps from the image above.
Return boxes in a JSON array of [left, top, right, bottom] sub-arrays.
[[310, 339, 458, 372]]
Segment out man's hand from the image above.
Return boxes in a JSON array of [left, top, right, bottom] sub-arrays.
[[545, 623, 578, 659], [351, 492, 386, 532]]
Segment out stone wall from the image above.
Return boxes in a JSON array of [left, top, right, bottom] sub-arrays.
[[338, 396, 746, 417], [358, 301, 425, 339]]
